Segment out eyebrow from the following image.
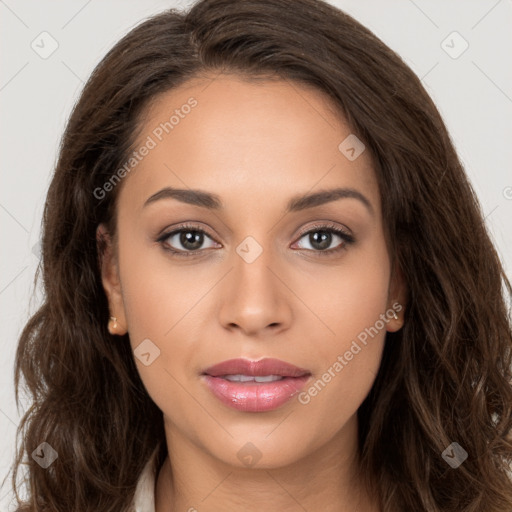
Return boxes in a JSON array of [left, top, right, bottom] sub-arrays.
[[143, 186, 374, 216]]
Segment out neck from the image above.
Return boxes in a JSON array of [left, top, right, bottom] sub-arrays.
[[155, 415, 380, 512]]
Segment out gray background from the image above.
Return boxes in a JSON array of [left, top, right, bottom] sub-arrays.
[[1, 0, 511, 508]]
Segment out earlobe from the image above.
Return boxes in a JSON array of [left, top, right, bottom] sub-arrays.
[[386, 262, 407, 333], [96, 223, 128, 335], [386, 301, 404, 332]]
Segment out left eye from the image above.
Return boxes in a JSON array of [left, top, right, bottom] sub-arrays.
[[294, 227, 353, 252]]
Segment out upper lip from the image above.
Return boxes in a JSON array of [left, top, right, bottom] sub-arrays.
[[202, 358, 311, 378]]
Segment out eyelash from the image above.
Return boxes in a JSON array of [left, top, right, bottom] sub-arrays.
[[156, 222, 355, 259]]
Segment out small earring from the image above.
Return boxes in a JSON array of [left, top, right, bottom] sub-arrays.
[[391, 311, 398, 320], [110, 316, 118, 330]]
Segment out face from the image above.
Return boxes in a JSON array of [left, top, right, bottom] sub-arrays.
[[98, 74, 405, 470]]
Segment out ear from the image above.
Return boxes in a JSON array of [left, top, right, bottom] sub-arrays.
[[96, 223, 127, 335], [386, 260, 407, 333]]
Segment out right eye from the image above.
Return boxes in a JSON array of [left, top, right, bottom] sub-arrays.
[[157, 224, 220, 257]]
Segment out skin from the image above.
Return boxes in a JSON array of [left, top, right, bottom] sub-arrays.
[[98, 74, 407, 512]]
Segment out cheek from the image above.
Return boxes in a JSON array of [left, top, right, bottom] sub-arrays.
[[296, 235, 391, 346], [293, 239, 390, 423], [115, 233, 195, 383], [117, 230, 207, 340]]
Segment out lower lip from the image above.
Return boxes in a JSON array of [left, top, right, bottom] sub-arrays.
[[202, 375, 310, 412]]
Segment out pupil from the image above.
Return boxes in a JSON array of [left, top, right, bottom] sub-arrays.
[[180, 231, 203, 250], [311, 231, 331, 250]]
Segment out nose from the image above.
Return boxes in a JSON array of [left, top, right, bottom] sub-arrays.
[[218, 242, 293, 337]]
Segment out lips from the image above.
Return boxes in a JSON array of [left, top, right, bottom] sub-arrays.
[[201, 358, 312, 412], [202, 357, 311, 378]]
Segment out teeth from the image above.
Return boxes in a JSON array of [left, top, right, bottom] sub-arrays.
[[224, 374, 255, 382], [222, 374, 285, 383]]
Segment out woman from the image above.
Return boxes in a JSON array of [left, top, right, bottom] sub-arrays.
[[11, 0, 512, 510]]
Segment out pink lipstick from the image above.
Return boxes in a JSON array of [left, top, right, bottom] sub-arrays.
[[201, 358, 311, 412]]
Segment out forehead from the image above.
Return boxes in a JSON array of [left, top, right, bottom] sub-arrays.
[[118, 74, 379, 215]]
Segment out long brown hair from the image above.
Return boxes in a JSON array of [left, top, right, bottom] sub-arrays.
[[9, 0, 512, 510]]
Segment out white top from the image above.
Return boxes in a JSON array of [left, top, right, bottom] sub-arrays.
[[132, 445, 161, 512]]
